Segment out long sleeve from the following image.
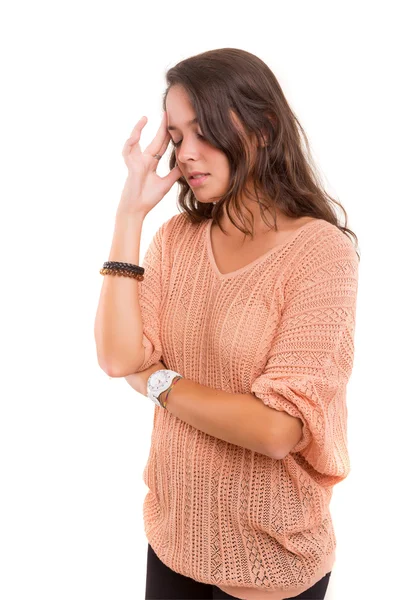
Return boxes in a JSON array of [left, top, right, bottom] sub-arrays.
[[135, 215, 175, 372], [250, 228, 359, 485]]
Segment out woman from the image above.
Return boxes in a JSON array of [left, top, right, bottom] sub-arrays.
[[95, 48, 360, 600]]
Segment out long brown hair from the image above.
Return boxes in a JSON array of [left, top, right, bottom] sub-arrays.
[[162, 48, 360, 261]]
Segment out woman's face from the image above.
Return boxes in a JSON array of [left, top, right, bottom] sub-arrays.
[[165, 85, 230, 204]]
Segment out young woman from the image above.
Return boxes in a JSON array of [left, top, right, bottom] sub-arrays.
[[95, 47, 360, 600]]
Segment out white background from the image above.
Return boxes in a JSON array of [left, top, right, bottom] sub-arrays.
[[1, 1, 398, 598]]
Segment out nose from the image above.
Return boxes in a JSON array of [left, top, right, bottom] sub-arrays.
[[176, 140, 201, 163]]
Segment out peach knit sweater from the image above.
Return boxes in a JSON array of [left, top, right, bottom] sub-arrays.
[[137, 213, 359, 600]]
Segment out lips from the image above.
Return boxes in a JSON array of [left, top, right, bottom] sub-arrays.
[[189, 173, 209, 187], [189, 172, 210, 179]]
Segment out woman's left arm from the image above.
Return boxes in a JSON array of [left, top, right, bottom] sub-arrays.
[[122, 362, 300, 459]]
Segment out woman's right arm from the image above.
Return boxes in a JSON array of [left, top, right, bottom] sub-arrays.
[[93, 112, 182, 377], [94, 209, 147, 377]]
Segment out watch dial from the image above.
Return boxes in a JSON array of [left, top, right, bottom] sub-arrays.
[[151, 371, 168, 390]]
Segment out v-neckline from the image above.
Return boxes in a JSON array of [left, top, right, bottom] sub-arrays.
[[206, 217, 322, 280]]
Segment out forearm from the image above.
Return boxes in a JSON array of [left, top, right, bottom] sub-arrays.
[[162, 378, 282, 459], [94, 211, 146, 376], [124, 362, 282, 459]]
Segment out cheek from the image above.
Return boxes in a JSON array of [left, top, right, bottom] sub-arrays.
[[214, 157, 230, 180], [212, 149, 229, 168]]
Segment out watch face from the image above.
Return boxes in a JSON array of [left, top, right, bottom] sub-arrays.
[[149, 370, 169, 390]]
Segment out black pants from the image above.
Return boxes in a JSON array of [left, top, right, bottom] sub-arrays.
[[145, 543, 332, 599]]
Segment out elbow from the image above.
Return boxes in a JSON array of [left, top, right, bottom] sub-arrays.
[[266, 414, 304, 461], [97, 359, 119, 378], [268, 443, 288, 461], [97, 358, 140, 378], [275, 418, 304, 460], [274, 447, 290, 461], [95, 350, 119, 377], [103, 364, 141, 378], [96, 347, 146, 378], [96, 354, 113, 377], [271, 442, 292, 461], [103, 365, 122, 378]]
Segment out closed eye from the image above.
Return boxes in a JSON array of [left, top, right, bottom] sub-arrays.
[[172, 134, 205, 147]]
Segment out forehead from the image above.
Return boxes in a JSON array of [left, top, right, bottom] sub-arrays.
[[166, 85, 196, 124]]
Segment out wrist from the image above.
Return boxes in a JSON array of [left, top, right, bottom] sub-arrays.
[[159, 375, 182, 409], [115, 208, 147, 222], [159, 389, 168, 405]]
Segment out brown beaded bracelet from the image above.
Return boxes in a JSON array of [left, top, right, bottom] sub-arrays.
[[100, 261, 145, 281], [103, 261, 144, 274], [99, 267, 144, 281]]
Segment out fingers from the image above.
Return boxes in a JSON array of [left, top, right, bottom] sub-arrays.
[[122, 134, 139, 156], [129, 116, 147, 139], [144, 112, 171, 158], [123, 113, 172, 160], [156, 130, 172, 157], [122, 116, 147, 155]]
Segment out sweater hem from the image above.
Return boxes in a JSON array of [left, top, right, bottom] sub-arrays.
[[145, 517, 336, 600], [216, 548, 336, 600]]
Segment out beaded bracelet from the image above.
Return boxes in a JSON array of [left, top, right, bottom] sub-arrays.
[[100, 261, 145, 281], [103, 261, 144, 274]]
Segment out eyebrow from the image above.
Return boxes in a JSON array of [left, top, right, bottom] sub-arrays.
[[167, 117, 198, 131]]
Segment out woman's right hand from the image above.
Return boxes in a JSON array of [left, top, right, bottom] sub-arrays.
[[118, 112, 183, 217]]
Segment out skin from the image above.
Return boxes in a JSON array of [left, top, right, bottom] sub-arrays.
[[165, 84, 306, 243], [124, 86, 306, 455]]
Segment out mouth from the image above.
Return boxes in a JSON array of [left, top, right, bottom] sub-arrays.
[[189, 173, 210, 187]]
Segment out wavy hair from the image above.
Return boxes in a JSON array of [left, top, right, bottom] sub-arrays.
[[162, 48, 360, 260]]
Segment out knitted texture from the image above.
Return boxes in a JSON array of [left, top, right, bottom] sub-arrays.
[[137, 213, 359, 600]]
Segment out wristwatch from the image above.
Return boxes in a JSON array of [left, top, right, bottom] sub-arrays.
[[147, 369, 183, 408]]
